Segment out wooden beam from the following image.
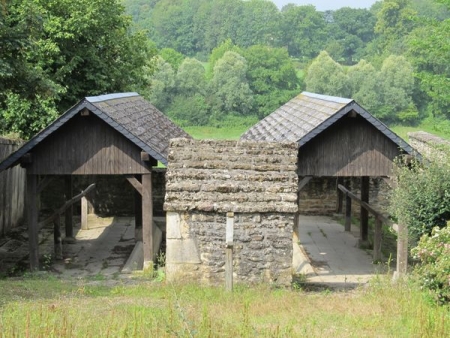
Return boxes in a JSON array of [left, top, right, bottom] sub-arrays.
[[64, 176, 74, 239], [298, 176, 312, 191], [126, 175, 143, 196], [142, 172, 153, 270], [26, 174, 39, 271], [336, 177, 344, 213], [54, 214, 63, 260], [141, 152, 158, 166], [360, 177, 370, 242], [20, 153, 32, 167], [345, 194, 352, 232], [134, 175, 143, 241], [38, 184, 96, 230]]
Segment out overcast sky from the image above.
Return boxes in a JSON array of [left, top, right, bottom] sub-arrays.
[[272, 0, 378, 11]]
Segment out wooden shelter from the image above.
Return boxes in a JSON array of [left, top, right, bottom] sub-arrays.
[[241, 92, 416, 272], [0, 92, 191, 270]]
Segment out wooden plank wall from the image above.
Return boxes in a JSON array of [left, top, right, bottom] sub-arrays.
[[29, 114, 150, 175], [0, 138, 26, 236], [297, 116, 402, 177]]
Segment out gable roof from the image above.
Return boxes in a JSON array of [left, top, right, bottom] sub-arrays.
[[0, 93, 191, 171], [241, 91, 414, 155]]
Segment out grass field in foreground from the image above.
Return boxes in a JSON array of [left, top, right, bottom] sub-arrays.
[[0, 275, 448, 337]]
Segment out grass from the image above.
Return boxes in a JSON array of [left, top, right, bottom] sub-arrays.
[[180, 116, 450, 142], [0, 274, 449, 337], [391, 118, 450, 141], [183, 125, 249, 140]]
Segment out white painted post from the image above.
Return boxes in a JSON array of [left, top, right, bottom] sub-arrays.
[[225, 212, 234, 292], [81, 196, 88, 230]]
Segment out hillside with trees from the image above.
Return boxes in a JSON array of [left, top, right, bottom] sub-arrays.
[[1, 0, 450, 138]]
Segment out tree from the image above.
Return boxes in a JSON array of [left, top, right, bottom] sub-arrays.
[[278, 5, 327, 59], [304, 51, 349, 98], [243, 45, 300, 118], [377, 55, 417, 123], [206, 39, 242, 79], [145, 56, 175, 111], [407, 0, 450, 119], [374, 0, 417, 54], [346, 60, 380, 112], [0, 0, 154, 138], [175, 58, 207, 97], [159, 48, 185, 71], [209, 51, 254, 117], [325, 7, 376, 64]]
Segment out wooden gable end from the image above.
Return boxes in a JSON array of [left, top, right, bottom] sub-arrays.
[[297, 115, 403, 177], [26, 113, 151, 175]]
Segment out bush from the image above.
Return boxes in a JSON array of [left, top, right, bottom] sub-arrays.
[[412, 225, 450, 304], [389, 145, 450, 240]]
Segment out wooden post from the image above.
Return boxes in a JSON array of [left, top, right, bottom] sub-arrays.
[[26, 174, 39, 271], [360, 176, 370, 242], [142, 171, 153, 270], [336, 177, 344, 213], [373, 217, 382, 262], [54, 214, 63, 260], [64, 176, 74, 239], [395, 223, 408, 278], [345, 194, 352, 232], [81, 196, 88, 230], [225, 212, 234, 292], [134, 175, 142, 242]]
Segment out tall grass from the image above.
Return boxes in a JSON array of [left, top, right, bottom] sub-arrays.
[[0, 275, 448, 337]]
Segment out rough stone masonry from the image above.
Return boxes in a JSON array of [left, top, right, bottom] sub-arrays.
[[164, 139, 298, 286]]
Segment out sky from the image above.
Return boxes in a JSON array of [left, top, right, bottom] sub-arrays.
[[272, 0, 378, 11]]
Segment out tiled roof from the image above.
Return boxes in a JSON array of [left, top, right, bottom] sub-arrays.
[[241, 91, 414, 155], [0, 93, 191, 171]]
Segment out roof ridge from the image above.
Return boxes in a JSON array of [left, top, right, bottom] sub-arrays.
[[86, 92, 139, 103]]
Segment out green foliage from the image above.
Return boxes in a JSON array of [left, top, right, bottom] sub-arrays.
[[389, 145, 450, 240], [144, 56, 175, 111], [278, 5, 326, 59], [159, 48, 184, 71], [412, 225, 450, 304], [0, 0, 154, 139], [209, 51, 254, 116], [0, 91, 59, 139], [243, 45, 300, 118], [305, 51, 349, 97], [167, 94, 210, 126]]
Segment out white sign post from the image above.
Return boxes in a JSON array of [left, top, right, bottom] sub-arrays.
[[225, 212, 234, 291]]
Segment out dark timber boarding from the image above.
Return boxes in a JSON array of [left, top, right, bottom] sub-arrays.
[[297, 116, 401, 177], [28, 114, 149, 175]]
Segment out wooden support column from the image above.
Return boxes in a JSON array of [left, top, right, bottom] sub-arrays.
[[54, 214, 63, 260], [345, 194, 352, 232], [26, 174, 39, 271], [134, 175, 143, 241], [360, 176, 370, 242], [336, 177, 344, 213], [142, 171, 153, 270], [64, 176, 74, 239]]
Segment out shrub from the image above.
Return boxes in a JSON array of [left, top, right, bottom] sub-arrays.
[[411, 225, 450, 304]]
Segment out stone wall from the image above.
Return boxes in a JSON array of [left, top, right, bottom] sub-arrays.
[[299, 177, 391, 217], [164, 139, 298, 286], [408, 131, 450, 159]]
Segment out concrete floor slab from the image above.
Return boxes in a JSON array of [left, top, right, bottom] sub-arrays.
[[294, 215, 383, 288]]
